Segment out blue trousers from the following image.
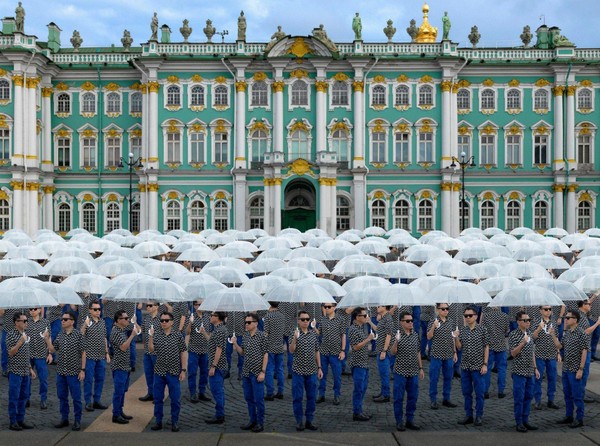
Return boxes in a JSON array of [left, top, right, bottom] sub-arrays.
[[460, 369, 485, 418], [112, 370, 130, 418], [187, 351, 208, 396], [535, 357, 557, 403], [562, 371, 585, 421], [512, 373, 534, 425], [208, 368, 225, 418], [590, 318, 600, 357], [284, 336, 293, 375], [1, 331, 6, 372], [84, 358, 106, 405], [420, 321, 430, 356], [8, 373, 30, 424], [429, 357, 453, 402], [351, 367, 368, 415], [127, 330, 136, 368], [265, 352, 284, 396], [143, 353, 157, 396], [319, 354, 341, 398], [56, 374, 82, 422], [104, 318, 113, 355], [484, 350, 507, 394], [394, 374, 419, 424], [376, 353, 391, 397], [583, 351, 591, 389], [292, 372, 317, 424], [30, 358, 49, 402], [153, 373, 181, 424], [242, 373, 265, 425], [454, 350, 462, 374]]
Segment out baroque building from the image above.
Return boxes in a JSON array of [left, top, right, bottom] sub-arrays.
[[0, 3, 598, 237]]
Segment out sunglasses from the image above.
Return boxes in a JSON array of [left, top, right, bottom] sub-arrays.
[[61, 318, 74, 322], [323, 305, 334, 309], [146, 304, 157, 307], [90, 308, 101, 311], [463, 314, 476, 318], [542, 308, 552, 311], [438, 307, 449, 311], [519, 319, 531, 322], [298, 318, 311, 322], [29, 308, 39, 311], [193, 303, 201, 306], [402, 319, 414, 323], [565, 316, 576, 320], [118, 317, 130, 321], [356, 314, 368, 318], [17, 319, 28, 323], [160, 319, 172, 323], [245, 320, 256, 324]]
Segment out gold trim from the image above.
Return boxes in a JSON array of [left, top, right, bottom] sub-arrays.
[[253, 72, 267, 81], [105, 82, 120, 92], [535, 79, 551, 87], [315, 81, 328, 93], [166, 75, 179, 83], [287, 37, 312, 59], [215, 76, 227, 84], [148, 82, 160, 93], [190, 74, 203, 83], [290, 69, 308, 79], [352, 81, 364, 92], [332, 73, 349, 82], [440, 80, 452, 92], [235, 81, 247, 92], [508, 79, 520, 87], [147, 183, 159, 192], [12, 75, 24, 87], [81, 81, 95, 91], [567, 86, 577, 96], [272, 81, 284, 93], [482, 79, 494, 87]]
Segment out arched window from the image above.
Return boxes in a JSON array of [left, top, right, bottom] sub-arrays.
[[331, 130, 348, 162], [189, 201, 205, 232], [166, 201, 181, 231], [291, 80, 308, 106], [578, 89, 592, 110], [166, 86, 180, 107], [371, 199, 386, 229], [577, 201, 593, 231], [481, 89, 495, 110], [214, 200, 229, 231], [190, 85, 205, 106], [81, 202, 96, 233], [251, 81, 268, 106], [130, 92, 142, 113], [534, 201, 549, 231], [418, 85, 433, 107], [480, 200, 495, 230], [395, 85, 409, 107], [81, 92, 95, 114], [0, 79, 10, 101], [249, 197, 264, 229], [290, 130, 309, 160], [506, 89, 521, 109], [418, 200, 433, 231], [332, 81, 348, 106], [0, 199, 10, 230], [214, 85, 228, 106], [534, 89, 548, 110], [506, 200, 521, 231], [336, 196, 350, 231], [57, 203, 71, 232], [57, 93, 70, 114], [457, 89, 470, 109], [394, 199, 410, 230], [371, 85, 386, 106], [131, 202, 140, 233], [106, 92, 120, 113], [251, 129, 268, 162], [106, 202, 120, 233]]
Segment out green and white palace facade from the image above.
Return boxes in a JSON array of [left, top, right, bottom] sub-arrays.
[[0, 3, 599, 237]]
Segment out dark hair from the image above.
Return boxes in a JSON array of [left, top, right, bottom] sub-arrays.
[[577, 300, 589, 309], [399, 311, 412, 321], [268, 301, 279, 308], [377, 255, 386, 262], [114, 310, 127, 322], [436, 303, 448, 309], [245, 312, 259, 323], [88, 300, 100, 309], [515, 311, 528, 321], [160, 311, 174, 321], [212, 311, 226, 322], [297, 310, 310, 318], [463, 305, 477, 315], [64, 310, 77, 321], [567, 310, 581, 322], [352, 307, 366, 318], [13, 312, 24, 323]]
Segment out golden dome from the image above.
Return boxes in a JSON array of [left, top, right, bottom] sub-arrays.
[[415, 2, 438, 43]]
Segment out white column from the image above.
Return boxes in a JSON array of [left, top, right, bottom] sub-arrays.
[[273, 179, 282, 233], [566, 87, 576, 168], [12, 75, 24, 166], [11, 179, 23, 230], [566, 185, 576, 233], [234, 173, 246, 230], [441, 183, 452, 235], [441, 81, 452, 168], [553, 185, 564, 229], [141, 84, 149, 163], [139, 183, 147, 232], [452, 183, 461, 236], [352, 81, 365, 168], [315, 81, 327, 153], [234, 81, 246, 167], [319, 179, 327, 230], [148, 81, 159, 168], [353, 173, 366, 230], [148, 182, 159, 230], [26, 78, 38, 169], [263, 180, 271, 235], [273, 82, 284, 151], [43, 186, 54, 229], [41, 87, 52, 169], [553, 87, 564, 170], [27, 183, 39, 234], [328, 182, 337, 236]]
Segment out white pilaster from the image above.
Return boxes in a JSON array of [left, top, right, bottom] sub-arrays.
[[234, 173, 246, 230], [566, 88, 576, 168], [43, 186, 54, 229], [234, 81, 246, 168], [553, 88, 564, 170], [352, 81, 365, 168], [441, 81, 452, 168], [148, 81, 159, 168], [12, 75, 24, 166], [273, 82, 284, 151], [41, 86, 52, 171], [25, 78, 37, 170], [566, 185, 576, 233], [148, 182, 158, 230], [273, 179, 282, 233], [441, 183, 452, 235], [319, 179, 327, 230], [353, 172, 366, 230], [553, 185, 564, 229], [263, 180, 271, 235]]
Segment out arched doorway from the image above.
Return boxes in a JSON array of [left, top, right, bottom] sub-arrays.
[[282, 179, 316, 232]]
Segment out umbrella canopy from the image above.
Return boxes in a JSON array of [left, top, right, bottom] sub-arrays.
[[455, 241, 510, 263], [50, 247, 94, 261], [545, 227, 569, 239], [202, 266, 249, 285], [420, 258, 478, 280], [369, 283, 434, 306], [204, 258, 253, 275], [524, 278, 587, 301], [5, 245, 49, 260], [43, 257, 97, 276], [527, 254, 570, 271], [263, 282, 336, 304], [355, 239, 390, 256], [104, 276, 189, 303], [489, 284, 563, 307], [573, 274, 600, 294], [284, 247, 332, 261], [337, 287, 388, 308], [256, 248, 293, 260], [169, 272, 216, 288], [428, 281, 491, 304], [241, 275, 288, 295], [0, 258, 43, 277], [185, 279, 227, 300], [336, 232, 362, 243], [61, 273, 113, 295], [176, 247, 220, 262], [479, 276, 522, 297], [558, 267, 596, 283], [470, 262, 502, 280], [269, 266, 314, 281], [387, 234, 419, 249], [403, 245, 450, 265], [572, 256, 600, 269], [97, 259, 146, 277], [143, 260, 190, 279], [37, 282, 83, 305], [299, 277, 347, 297], [287, 258, 330, 275], [428, 237, 465, 253], [410, 275, 455, 293], [249, 258, 287, 274], [382, 261, 425, 281], [200, 288, 269, 312], [539, 238, 571, 255], [214, 244, 256, 259], [132, 241, 171, 258], [342, 276, 391, 293], [331, 255, 387, 278], [482, 227, 505, 237], [505, 262, 552, 280], [510, 227, 535, 237], [0, 277, 58, 308]]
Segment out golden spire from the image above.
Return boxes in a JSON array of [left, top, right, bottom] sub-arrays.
[[415, 2, 438, 43]]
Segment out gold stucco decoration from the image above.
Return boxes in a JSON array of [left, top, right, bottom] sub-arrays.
[[288, 159, 312, 176], [508, 79, 520, 87], [397, 74, 409, 83], [272, 81, 284, 93], [395, 123, 409, 133], [167, 120, 180, 133], [287, 37, 312, 58], [253, 72, 267, 81], [215, 119, 227, 134], [190, 74, 203, 82], [352, 81, 364, 92], [372, 119, 386, 133], [290, 69, 308, 79], [250, 121, 268, 133], [332, 73, 349, 82], [315, 81, 328, 93], [482, 79, 494, 87], [580, 80, 593, 87], [57, 129, 71, 138], [82, 129, 96, 138], [214, 76, 227, 84], [166, 75, 179, 83], [190, 123, 206, 133], [105, 82, 120, 91], [81, 81, 95, 91], [55, 82, 69, 91], [482, 125, 497, 135], [331, 121, 349, 132], [415, 2, 438, 43], [290, 121, 309, 133], [535, 126, 549, 135], [535, 79, 551, 87], [508, 125, 522, 135], [373, 75, 386, 83], [107, 193, 117, 202], [420, 75, 433, 84]]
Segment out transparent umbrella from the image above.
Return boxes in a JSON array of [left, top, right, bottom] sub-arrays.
[[479, 276, 522, 297], [300, 277, 347, 297], [505, 262, 552, 280], [144, 261, 190, 279], [258, 237, 302, 251], [0, 240, 16, 254], [387, 234, 419, 249], [241, 275, 288, 295], [169, 272, 216, 288], [204, 258, 253, 275], [363, 226, 386, 237], [284, 247, 331, 261], [429, 281, 491, 304], [336, 232, 362, 243], [489, 284, 563, 307], [263, 282, 335, 304], [0, 277, 58, 308], [87, 239, 121, 254], [577, 246, 600, 258], [43, 257, 97, 276], [61, 273, 113, 295], [336, 287, 387, 308], [382, 261, 425, 282], [50, 247, 94, 261], [410, 275, 455, 293], [512, 246, 551, 261], [403, 245, 450, 265], [572, 256, 600, 269], [176, 247, 220, 262], [558, 267, 596, 283], [3, 231, 33, 246], [250, 258, 287, 274], [287, 258, 330, 275], [470, 262, 501, 279], [355, 239, 390, 256], [545, 228, 569, 239], [340, 283, 433, 307], [0, 258, 43, 277], [202, 266, 249, 285], [5, 245, 49, 260], [171, 241, 208, 254], [269, 267, 314, 281], [570, 237, 600, 252], [482, 227, 506, 237], [420, 258, 478, 280], [200, 288, 269, 312], [574, 274, 600, 294], [489, 233, 518, 247], [37, 282, 83, 306], [524, 278, 587, 301], [104, 276, 189, 303], [256, 248, 293, 260], [527, 254, 570, 271], [455, 241, 510, 263], [539, 239, 571, 255], [35, 240, 68, 256], [98, 259, 146, 277], [510, 227, 535, 237], [428, 237, 465, 253], [342, 276, 391, 293], [331, 255, 387, 278], [185, 279, 227, 301], [585, 228, 600, 238], [132, 241, 171, 258], [215, 244, 256, 259]]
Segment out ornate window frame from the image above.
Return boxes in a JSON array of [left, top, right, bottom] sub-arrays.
[[161, 190, 184, 232], [415, 189, 437, 233], [210, 118, 231, 166], [104, 90, 122, 117], [478, 121, 498, 167], [505, 87, 522, 114], [533, 87, 550, 114], [164, 84, 182, 111], [0, 76, 11, 104], [188, 83, 206, 111], [457, 88, 471, 114], [392, 119, 412, 165], [415, 118, 437, 164], [77, 125, 98, 169], [186, 191, 208, 232], [577, 87, 594, 114], [288, 78, 311, 111], [161, 119, 184, 166], [576, 122, 597, 166], [479, 87, 497, 115], [286, 118, 313, 162], [503, 191, 525, 231], [531, 120, 552, 167], [367, 118, 390, 166], [103, 125, 123, 168], [532, 190, 552, 232], [329, 76, 351, 110], [327, 118, 352, 163], [503, 121, 524, 167], [79, 91, 97, 117], [247, 192, 265, 230], [392, 190, 413, 232], [336, 192, 353, 233], [247, 118, 272, 163], [369, 80, 388, 110], [186, 119, 207, 167], [477, 191, 499, 230], [52, 125, 73, 169], [55, 92, 72, 117], [0, 114, 14, 162], [417, 84, 435, 110], [54, 192, 73, 233], [249, 79, 271, 110], [212, 79, 231, 111], [129, 91, 142, 116]]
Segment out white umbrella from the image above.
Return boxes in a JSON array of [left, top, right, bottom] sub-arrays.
[[483, 227, 506, 237], [287, 258, 330, 275], [269, 266, 314, 281], [249, 258, 287, 274], [331, 255, 387, 278], [61, 273, 113, 295], [258, 237, 302, 251], [577, 247, 600, 258], [574, 274, 600, 294], [0, 240, 16, 254], [524, 278, 587, 301], [375, 283, 433, 306], [410, 275, 455, 293], [337, 287, 388, 308], [132, 240, 171, 258], [342, 276, 391, 293], [420, 258, 478, 280], [185, 279, 227, 300], [150, 234, 178, 246], [248, 228, 268, 238], [284, 247, 332, 261], [387, 234, 419, 249], [50, 247, 94, 261], [263, 282, 336, 304], [200, 288, 269, 312], [144, 261, 190, 279], [205, 234, 236, 246], [3, 231, 34, 246], [585, 228, 600, 238], [169, 272, 216, 288], [545, 228, 569, 239], [202, 266, 249, 285], [570, 237, 600, 252], [305, 236, 333, 248], [455, 241, 510, 263], [429, 281, 491, 304], [256, 248, 293, 260], [215, 244, 256, 259], [37, 282, 83, 305], [101, 247, 142, 259], [403, 244, 450, 265], [43, 257, 97, 276], [35, 240, 68, 255], [171, 241, 208, 253], [5, 245, 48, 260], [510, 227, 535, 237], [512, 246, 551, 261], [0, 277, 58, 308], [204, 258, 253, 275], [505, 262, 552, 280], [336, 232, 362, 243], [382, 261, 425, 281], [0, 258, 43, 277], [104, 276, 189, 303], [428, 237, 465, 253], [470, 262, 502, 280], [558, 267, 596, 283], [241, 275, 288, 295], [572, 256, 600, 269], [488, 233, 518, 247], [86, 239, 121, 253], [539, 239, 571, 255], [98, 259, 146, 276], [363, 226, 386, 237], [479, 276, 522, 297], [527, 254, 570, 271], [300, 277, 347, 297], [176, 247, 220, 262], [355, 239, 390, 256], [489, 284, 563, 307]]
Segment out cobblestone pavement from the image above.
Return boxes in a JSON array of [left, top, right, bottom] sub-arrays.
[[3, 342, 600, 434]]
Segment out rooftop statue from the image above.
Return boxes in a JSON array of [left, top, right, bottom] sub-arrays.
[[70, 30, 82, 52], [312, 24, 337, 53], [520, 25, 532, 48], [468, 25, 481, 48], [150, 12, 158, 41], [204, 19, 216, 43], [180, 19, 192, 43], [383, 19, 396, 43], [265, 25, 286, 52], [15, 1, 24, 33], [442, 11, 451, 40], [121, 29, 133, 52], [406, 19, 418, 42], [352, 13, 362, 40], [237, 11, 246, 41]]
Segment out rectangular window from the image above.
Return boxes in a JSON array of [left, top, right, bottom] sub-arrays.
[[534, 204, 548, 231], [394, 205, 410, 230], [130, 137, 142, 161], [105, 137, 120, 167], [457, 135, 470, 159], [131, 204, 140, 233], [371, 132, 385, 163], [418, 205, 433, 231], [578, 134, 591, 164], [190, 133, 205, 163], [251, 137, 267, 162], [249, 207, 264, 229], [214, 205, 228, 231], [0, 201, 9, 230], [167, 133, 181, 163], [214, 133, 228, 163], [394, 133, 409, 163], [57, 138, 70, 167], [0, 129, 10, 159], [506, 135, 521, 165], [82, 138, 96, 167], [480, 135, 495, 165], [534, 135, 548, 165], [418, 132, 433, 162], [106, 207, 120, 233]]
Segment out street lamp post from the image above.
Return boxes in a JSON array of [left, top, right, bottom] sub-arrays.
[[118, 152, 143, 231], [450, 151, 476, 232]]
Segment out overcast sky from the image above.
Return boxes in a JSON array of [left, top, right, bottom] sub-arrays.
[[2, 0, 597, 49]]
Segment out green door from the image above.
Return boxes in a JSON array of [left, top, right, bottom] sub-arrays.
[[282, 208, 316, 232]]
